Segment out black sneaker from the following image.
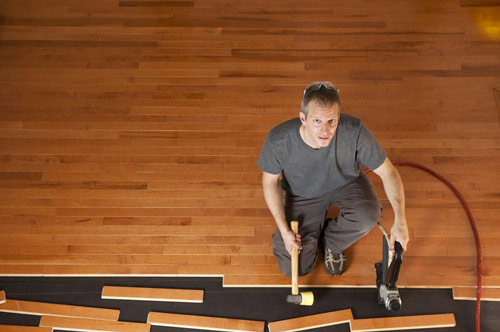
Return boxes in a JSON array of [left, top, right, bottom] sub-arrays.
[[323, 248, 346, 276]]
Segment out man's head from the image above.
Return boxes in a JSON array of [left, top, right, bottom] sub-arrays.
[[299, 81, 341, 149], [301, 81, 341, 116]]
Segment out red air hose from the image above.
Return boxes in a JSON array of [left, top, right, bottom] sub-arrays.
[[369, 161, 483, 332]]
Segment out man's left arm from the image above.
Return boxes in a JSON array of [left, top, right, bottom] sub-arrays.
[[372, 157, 409, 251]]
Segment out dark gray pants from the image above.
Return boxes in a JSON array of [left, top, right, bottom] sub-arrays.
[[272, 173, 382, 277]]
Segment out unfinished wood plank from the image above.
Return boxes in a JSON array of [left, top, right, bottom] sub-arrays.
[[0, 299, 119, 320], [453, 287, 500, 301], [0, 290, 5, 304], [351, 313, 456, 331], [267, 309, 353, 332], [147, 311, 265, 332], [39, 316, 150, 332], [102, 285, 204, 303], [0, 326, 52, 332]]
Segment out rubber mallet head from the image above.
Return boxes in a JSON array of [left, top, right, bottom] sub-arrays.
[[286, 291, 314, 306]]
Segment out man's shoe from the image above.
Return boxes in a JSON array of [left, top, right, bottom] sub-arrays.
[[323, 248, 346, 276]]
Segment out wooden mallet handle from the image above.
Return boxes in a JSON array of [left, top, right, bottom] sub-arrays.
[[291, 221, 299, 296]]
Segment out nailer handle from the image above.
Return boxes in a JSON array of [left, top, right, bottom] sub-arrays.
[[388, 241, 403, 289]]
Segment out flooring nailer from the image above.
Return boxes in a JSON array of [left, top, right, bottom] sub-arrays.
[[375, 223, 404, 312]]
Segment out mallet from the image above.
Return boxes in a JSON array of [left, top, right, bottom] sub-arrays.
[[286, 221, 314, 306]]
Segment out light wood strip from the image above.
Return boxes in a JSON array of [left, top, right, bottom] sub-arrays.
[[0, 254, 230, 266], [102, 286, 204, 303], [267, 309, 353, 332], [147, 311, 265, 332], [39, 316, 150, 332], [453, 287, 500, 301], [10, 225, 255, 236], [0, 326, 52, 332], [350, 313, 456, 331], [0, 290, 5, 304], [0, 299, 119, 320], [41, 264, 180, 275], [495, 87, 500, 123]]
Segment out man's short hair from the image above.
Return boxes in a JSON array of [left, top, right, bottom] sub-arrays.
[[301, 81, 341, 116]]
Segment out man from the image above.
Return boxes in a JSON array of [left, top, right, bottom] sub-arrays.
[[258, 81, 409, 277]]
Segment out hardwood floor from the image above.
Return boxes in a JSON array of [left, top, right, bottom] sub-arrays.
[[0, 0, 499, 289]]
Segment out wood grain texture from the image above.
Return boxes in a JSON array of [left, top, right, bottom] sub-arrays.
[[102, 285, 204, 303], [0, 299, 119, 320], [0, 326, 52, 332], [0, 0, 499, 290], [267, 309, 353, 332], [495, 88, 500, 123], [39, 316, 150, 332], [453, 287, 500, 301], [351, 313, 456, 331], [148, 311, 265, 332]]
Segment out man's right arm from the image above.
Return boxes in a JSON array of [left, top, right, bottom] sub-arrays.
[[262, 171, 302, 255]]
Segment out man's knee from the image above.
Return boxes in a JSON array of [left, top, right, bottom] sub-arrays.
[[273, 234, 318, 277], [275, 251, 317, 278], [346, 200, 381, 231]]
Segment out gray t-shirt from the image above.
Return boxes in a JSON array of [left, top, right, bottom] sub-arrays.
[[257, 113, 386, 198]]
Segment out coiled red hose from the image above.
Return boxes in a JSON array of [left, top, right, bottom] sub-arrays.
[[389, 161, 483, 332]]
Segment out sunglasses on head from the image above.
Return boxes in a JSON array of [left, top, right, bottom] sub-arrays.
[[303, 81, 339, 97]]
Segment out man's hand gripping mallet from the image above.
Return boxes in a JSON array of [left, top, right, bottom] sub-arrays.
[[286, 221, 314, 306]]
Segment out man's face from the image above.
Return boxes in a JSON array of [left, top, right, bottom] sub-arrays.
[[299, 100, 340, 149]]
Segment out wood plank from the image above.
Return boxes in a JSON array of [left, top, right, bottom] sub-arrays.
[[39, 316, 150, 332], [102, 286, 204, 303], [350, 314, 456, 331], [41, 264, 180, 275], [267, 309, 353, 332], [453, 287, 500, 301], [13, 225, 255, 236], [460, 0, 500, 6], [0, 326, 52, 332], [0, 299, 119, 320], [0, 254, 230, 266], [495, 87, 500, 123], [147, 311, 265, 332], [223, 274, 375, 288]]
